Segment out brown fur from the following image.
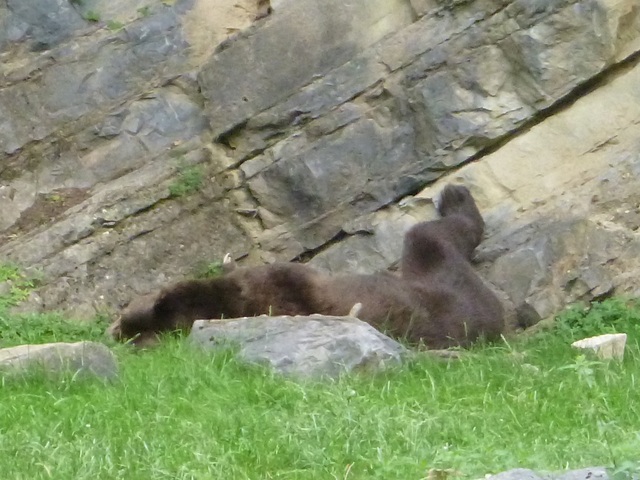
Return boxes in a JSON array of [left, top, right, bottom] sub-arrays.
[[109, 184, 504, 348], [108, 293, 162, 347], [398, 185, 504, 346]]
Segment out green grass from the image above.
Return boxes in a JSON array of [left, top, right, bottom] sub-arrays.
[[1, 264, 640, 479], [168, 161, 204, 198]]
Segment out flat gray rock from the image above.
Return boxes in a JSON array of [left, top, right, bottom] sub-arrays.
[[0, 341, 118, 380], [189, 314, 407, 378]]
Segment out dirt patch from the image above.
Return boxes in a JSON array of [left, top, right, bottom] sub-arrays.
[[182, 0, 262, 68], [0, 188, 90, 245]]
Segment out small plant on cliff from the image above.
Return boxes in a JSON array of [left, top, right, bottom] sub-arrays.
[[194, 260, 225, 279], [106, 20, 124, 31], [169, 161, 204, 198], [0, 264, 36, 311], [137, 6, 151, 17], [84, 10, 101, 22]]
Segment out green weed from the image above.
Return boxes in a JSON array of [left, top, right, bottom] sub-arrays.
[[137, 6, 152, 17], [0, 264, 37, 311], [193, 260, 224, 279], [84, 10, 100, 22], [553, 297, 640, 341], [168, 162, 204, 198], [106, 20, 124, 31]]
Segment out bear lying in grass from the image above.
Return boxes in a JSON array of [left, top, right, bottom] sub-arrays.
[[108, 185, 504, 348]]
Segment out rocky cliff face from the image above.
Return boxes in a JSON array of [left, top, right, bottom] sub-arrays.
[[1, 0, 639, 327]]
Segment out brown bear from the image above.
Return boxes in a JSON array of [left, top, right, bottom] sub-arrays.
[[108, 184, 504, 348]]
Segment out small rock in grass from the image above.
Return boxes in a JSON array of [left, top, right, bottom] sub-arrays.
[[571, 333, 627, 360], [0, 341, 118, 380]]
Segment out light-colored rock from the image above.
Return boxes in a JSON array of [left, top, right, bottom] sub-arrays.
[[182, 0, 260, 68], [189, 315, 407, 378], [0, 341, 118, 380], [572, 333, 627, 360]]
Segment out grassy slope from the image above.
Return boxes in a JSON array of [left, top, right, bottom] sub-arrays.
[[1, 265, 639, 479]]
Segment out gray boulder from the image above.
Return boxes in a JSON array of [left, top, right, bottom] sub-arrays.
[[0, 341, 118, 380], [188, 314, 407, 378]]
